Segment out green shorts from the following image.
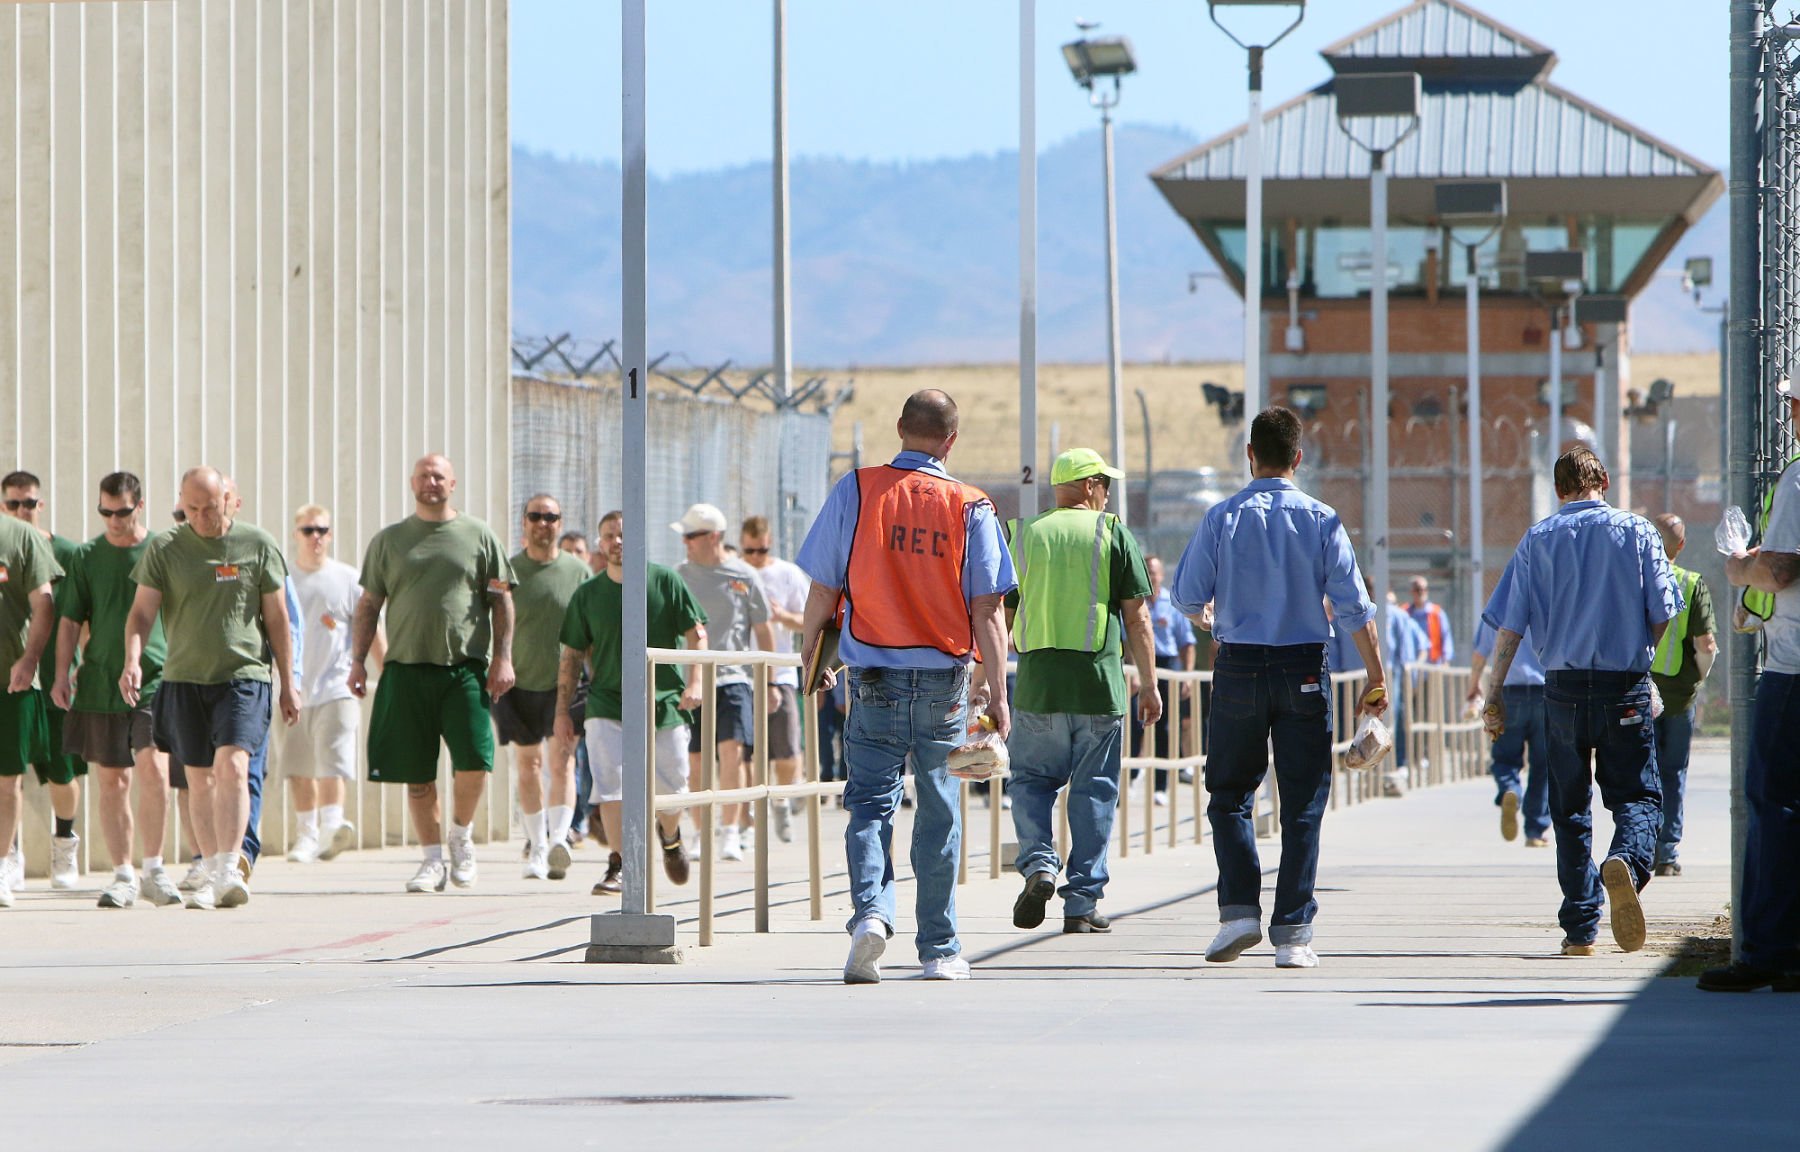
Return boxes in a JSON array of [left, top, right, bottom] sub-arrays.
[[35, 702, 88, 785], [367, 661, 495, 785], [0, 689, 50, 779]]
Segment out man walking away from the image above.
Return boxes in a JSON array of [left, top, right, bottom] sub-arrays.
[[1483, 447, 1679, 957], [1171, 407, 1388, 969], [740, 515, 810, 842], [797, 389, 1015, 984], [1647, 513, 1715, 878], [1137, 556, 1195, 804], [1470, 615, 1550, 847], [0, 511, 60, 907], [1007, 448, 1159, 935]]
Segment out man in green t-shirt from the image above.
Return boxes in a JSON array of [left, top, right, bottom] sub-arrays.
[[51, 471, 180, 909], [2, 469, 85, 891], [1004, 449, 1160, 935], [1648, 513, 1717, 878], [0, 511, 61, 909], [502, 493, 590, 882], [556, 509, 706, 895], [350, 454, 516, 894], [124, 466, 298, 911]]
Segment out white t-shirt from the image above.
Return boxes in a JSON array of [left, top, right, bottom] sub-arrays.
[[292, 558, 363, 706], [1760, 460, 1800, 675], [752, 557, 809, 688]]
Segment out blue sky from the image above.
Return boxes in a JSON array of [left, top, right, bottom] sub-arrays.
[[511, 1, 1724, 175]]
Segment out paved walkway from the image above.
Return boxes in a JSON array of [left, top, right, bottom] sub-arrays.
[[3, 741, 1790, 1150]]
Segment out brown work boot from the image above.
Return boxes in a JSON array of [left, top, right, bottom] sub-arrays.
[[591, 852, 623, 896], [661, 831, 690, 886]]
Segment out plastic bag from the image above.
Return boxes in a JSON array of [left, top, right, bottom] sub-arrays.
[[1649, 678, 1665, 721], [1717, 505, 1752, 557], [1343, 714, 1393, 770], [948, 703, 1011, 781]]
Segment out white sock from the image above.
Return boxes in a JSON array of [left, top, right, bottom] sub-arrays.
[[143, 855, 163, 874], [114, 864, 136, 883], [296, 808, 319, 838], [450, 821, 474, 843], [423, 843, 445, 863], [547, 805, 573, 847], [523, 809, 547, 851], [216, 851, 242, 881], [320, 804, 345, 832]]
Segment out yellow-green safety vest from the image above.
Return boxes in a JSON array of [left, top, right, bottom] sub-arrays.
[[1007, 508, 1114, 654], [1744, 455, 1800, 621], [1651, 566, 1701, 676]]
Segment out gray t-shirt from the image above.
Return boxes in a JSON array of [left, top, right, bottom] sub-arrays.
[[677, 557, 771, 686], [1760, 460, 1800, 675], [292, 558, 362, 706], [752, 557, 809, 688]]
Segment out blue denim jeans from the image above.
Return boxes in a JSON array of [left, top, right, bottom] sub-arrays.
[[1008, 711, 1124, 917], [1542, 671, 1662, 945], [1743, 672, 1800, 972], [242, 736, 267, 864], [842, 665, 968, 961], [1490, 684, 1551, 841], [1652, 704, 1694, 865], [1205, 643, 1333, 946]]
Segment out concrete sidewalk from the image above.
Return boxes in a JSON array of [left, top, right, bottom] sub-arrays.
[[2, 741, 1787, 1150]]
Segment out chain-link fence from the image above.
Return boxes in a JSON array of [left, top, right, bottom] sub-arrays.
[[1755, 14, 1800, 498]]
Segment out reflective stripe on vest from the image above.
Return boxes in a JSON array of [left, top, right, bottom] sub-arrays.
[[1652, 566, 1701, 677], [843, 465, 986, 657], [1007, 508, 1113, 654], [1744, 458, 1800, 621]]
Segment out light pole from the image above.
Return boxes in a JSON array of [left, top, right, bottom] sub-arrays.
[[1063, 27, 1136, 523], [1525, 249, 1587, 517], [1020, 0, 1039, 520], [773, 0, 794, 553], [1207, 1, 1305, 438], [1135, 386, 1154, 549], [1335, 71, 1421, 649], [1435, 180, 1506, 642]]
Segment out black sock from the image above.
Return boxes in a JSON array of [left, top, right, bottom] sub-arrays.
[[54, 817, 75, 840]]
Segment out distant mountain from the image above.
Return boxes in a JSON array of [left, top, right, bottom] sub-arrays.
[[512, 126, 1723, 365]]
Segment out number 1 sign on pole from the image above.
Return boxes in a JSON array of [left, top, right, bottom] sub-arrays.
[[619, 0, 650, 919]]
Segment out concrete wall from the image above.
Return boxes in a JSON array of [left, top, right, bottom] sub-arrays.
[[0, 0, 512, 873]]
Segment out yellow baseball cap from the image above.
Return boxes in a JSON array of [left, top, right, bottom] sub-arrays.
[[1050, 448, 1125, 486]]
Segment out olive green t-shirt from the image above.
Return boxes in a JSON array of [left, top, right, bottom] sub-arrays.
[[360, 514, 514, 667], [131, 522, 285, 685], [1007, 517, 1151, 716], [57, 535, 166, 712], [559, 564, 706, 730], [510, 549, 590, 692], [0, 517, 63, 683], [38, 533, 81, 690]]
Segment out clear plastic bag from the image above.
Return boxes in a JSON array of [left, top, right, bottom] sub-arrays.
[[1717, 505, 1752, 556], [1343, 714, 1393, 770], [948, 703, 1011, 781]]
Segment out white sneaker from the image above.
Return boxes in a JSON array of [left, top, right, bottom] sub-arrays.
[[143, 868, 183, 907], [216, 872, 251, 909], [1001, 794, 1012, 810], [448, 836, 478, 888], [98, 876, 140, 908], [922, 955, 972, 981], [184, 881, 216, 910], [547, 840, 572, 881], [286, 834, 321, 864], [1275, 944, 1319, 969], [772, 802, 793, 843], [0, 876, 12, 908], [1204, 918, 1264, 963], [407, 859, 449, 893], [719, 827, 744, 862], [4, 847, 24, 890], [318, 821, 356, 861], [50, 834, 80, 889], [843, 917, 888, 984], [523, 842, 550, 880], [1153, 791, 1169, 807], [1178, 767, 1195, 784], [178, 859, 208, 892]]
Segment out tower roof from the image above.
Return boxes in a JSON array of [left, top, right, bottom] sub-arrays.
[[1321, 0, 1554, 80]]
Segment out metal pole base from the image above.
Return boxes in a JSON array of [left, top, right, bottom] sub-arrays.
[[585, 912, 684, 965]]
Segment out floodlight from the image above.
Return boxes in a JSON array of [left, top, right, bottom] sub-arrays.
[[1647, 378, 1676, 405], [1287, 383, 1328, 418], [1575, 295, 1628, 325], [1062, 36, 1136, 88], [1684, 256, 1714, 289], [1524, 249, 1587, 285], [1334, 72, 1422, 120], [1434, 181, 1507, 222]]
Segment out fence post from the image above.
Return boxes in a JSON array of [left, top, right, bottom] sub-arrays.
[[753, 662, 771, 933], [698, 661, 718, 948]]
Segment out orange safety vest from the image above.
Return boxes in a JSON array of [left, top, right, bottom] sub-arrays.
[[844, 465, 989, 657], [1419, 604, 1445, 663]]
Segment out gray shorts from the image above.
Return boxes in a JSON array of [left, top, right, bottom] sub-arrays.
[[768, 685, 802, 761], [281, 697, 359, 781], [61, 702, 157, 770]]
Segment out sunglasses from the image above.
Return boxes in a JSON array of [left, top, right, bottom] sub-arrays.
[[96, 505, 138, 519], [298, 525, 331, 537], [742, 547, 771, 556], [683, 530, 714, 541], [525, 511, 562, 524], [4, 498, 41, 511], [171, 509, 187, 522]]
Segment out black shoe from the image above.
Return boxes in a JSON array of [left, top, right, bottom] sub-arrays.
[[1012, 871, 1056, 930], [1698, 961, 1784, 992], [1063, 912, 1112, 934], [1654, 861, 1682, 877]]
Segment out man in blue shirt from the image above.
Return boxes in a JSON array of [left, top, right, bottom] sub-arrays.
[[1135, 556, 1196, 800], [1483, 447, 1680, 957], [1172, 407, 1389, 969], [797, 389, 1015, 985], [1470, 609, 1549, 847]]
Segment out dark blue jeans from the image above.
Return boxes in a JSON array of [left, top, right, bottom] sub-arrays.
[[1543, 671, 1662, 945], [241, 737, 267, 864], [1204, 643, 1333, 946], [1490, 684, 1551, 841], [1652, 704, 1694, 865], [1743, 672, 1800, 972]]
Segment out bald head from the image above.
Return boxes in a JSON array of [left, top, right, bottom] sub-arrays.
[[179, 467, 228, 537], [1654, 513, 1686, 559], [897, 390, 959, 456], [411, 453, 458, 517]]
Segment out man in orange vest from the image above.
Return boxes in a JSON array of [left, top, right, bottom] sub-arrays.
[[1405, 576, 1454, 665], [797, 389, 1015, 985]]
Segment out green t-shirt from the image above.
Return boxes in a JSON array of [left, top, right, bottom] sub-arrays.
[[132, 522, 286, 685], [1009, 518, 1151, 716], [0, 517, 63, 683], [38, 534, 81, 690], [57, 534, 166, 712], [360, 514, 515, 667], [560, 564, 706, 730], [510, 549, 591, 692], [1651, 573, 1717, 715]]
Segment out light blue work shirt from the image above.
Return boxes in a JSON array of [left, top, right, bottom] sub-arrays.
[[1327, 604, 1425, 675], [1149, 589, 1196, 660], [795, 450, 1017, 670], [1170, 477, 1374, 645], [1484, 499, 1682, 674], [1473, 618, 1544, 687], [283, 577, 303, 682]]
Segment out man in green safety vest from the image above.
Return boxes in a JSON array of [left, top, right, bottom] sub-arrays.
[[1648, 514, 1716, 878], [1004, 448, 1161, 935]]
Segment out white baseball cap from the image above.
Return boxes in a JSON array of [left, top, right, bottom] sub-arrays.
[[671, 503, 728, 536]]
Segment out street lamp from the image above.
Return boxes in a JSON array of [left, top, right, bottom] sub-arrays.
[[1434, 179, 1505, 643], [1207, 0, 1306, 442], [1335, 71, 1421, 650], [1064, 26, 1137, 523], [1526, 249, 1588, 517]]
